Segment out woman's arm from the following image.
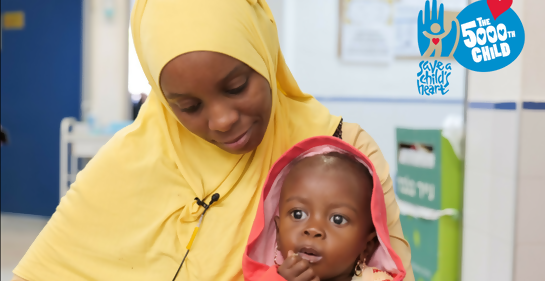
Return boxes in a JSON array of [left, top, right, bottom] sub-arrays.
[[342, 122, 415, 281]]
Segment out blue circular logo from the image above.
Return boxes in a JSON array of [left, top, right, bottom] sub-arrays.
[[453, 1, 525, 72]]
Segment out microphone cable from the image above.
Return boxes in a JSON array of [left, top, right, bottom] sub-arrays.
[[171, 193, 220, 281]]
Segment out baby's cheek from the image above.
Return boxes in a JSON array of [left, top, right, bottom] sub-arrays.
[[330, 233, 365, 261], [278, 223, 299, 249]]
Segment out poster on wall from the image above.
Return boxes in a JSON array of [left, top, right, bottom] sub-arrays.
[[338, 0, 467, 60], [393, 0, 422, 57], [338, 0, 394, 64], [393, 0, 467, 58]]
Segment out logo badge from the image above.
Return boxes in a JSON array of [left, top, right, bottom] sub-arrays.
[[453, 0, 525, 72], [415, 0, 525, 96], [417, 0, 460, 58]]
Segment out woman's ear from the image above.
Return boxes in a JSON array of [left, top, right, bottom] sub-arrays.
[[359, 232, 379, 263]]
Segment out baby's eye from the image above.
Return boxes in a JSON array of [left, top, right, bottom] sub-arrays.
[[330, 215, 348, 225], [291, 210, 308, 220]]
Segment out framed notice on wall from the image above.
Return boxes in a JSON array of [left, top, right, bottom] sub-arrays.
[[338, 0, 395, 64], [339, 0, 466, 61], [392, 0, 465, 59]]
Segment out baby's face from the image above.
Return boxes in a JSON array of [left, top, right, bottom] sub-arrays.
[[431, 23, 441, 33], [274, 155, 374, 280]]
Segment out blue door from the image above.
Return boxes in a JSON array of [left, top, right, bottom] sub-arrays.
[[1, 0, 82, 216]]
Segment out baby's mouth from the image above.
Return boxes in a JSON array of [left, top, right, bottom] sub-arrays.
[[297, 247, 323, 263]]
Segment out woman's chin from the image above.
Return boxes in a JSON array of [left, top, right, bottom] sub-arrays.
[[218, 140, 256, 155], [221, 146, 252, 155]]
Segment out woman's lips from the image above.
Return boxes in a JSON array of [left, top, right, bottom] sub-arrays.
[[221, 127, 252, 150]]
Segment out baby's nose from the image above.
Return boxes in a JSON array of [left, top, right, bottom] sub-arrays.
[[304, 228, 325, 238]]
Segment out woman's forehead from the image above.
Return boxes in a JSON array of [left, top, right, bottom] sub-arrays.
[[160, 52, 250, 92]]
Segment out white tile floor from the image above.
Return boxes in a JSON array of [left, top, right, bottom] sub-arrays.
[[1, 213, 49, 281]]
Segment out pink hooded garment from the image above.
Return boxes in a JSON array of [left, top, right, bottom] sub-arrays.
[[242, 136, 406, 281]]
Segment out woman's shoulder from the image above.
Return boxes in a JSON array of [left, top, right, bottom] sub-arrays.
[[341, 122, 377, 152], [341, 122, 363, 144], [341, 121, 390, 181]]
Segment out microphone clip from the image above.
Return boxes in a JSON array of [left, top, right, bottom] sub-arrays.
[[194, 193, 220, 215], [194, 197, 209, 210]]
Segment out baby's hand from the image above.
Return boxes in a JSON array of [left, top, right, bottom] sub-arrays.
[[277, 250, 320, 281]]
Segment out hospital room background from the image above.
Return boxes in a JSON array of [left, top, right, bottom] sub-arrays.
[[1, 0, 543, 280]]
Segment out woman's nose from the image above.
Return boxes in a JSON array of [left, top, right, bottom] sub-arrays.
[[208, 102, 238, 132], [304, 227, 325, 239]]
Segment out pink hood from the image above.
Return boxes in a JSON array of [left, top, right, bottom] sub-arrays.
[[243, 136, 406, 280]]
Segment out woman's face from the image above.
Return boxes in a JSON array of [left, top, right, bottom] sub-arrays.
[[160, 51, 272, 154]]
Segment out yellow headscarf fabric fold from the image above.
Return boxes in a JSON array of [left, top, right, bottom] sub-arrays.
[[14, 0, 340, 280]]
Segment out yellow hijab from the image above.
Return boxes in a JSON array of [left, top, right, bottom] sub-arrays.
[[15, 0, 340, 280]]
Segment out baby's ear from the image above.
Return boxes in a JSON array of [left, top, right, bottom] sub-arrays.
[[361, 232, 379, 263]]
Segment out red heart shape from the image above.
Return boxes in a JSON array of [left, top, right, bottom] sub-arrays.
[[487, 0, 513, 20], [432, 38, 440, 45]]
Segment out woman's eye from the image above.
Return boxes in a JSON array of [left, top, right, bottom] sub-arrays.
[[291, 210, 308, 220], [226, 80, 248, 95], [181, 103, 201, 113], [330, 215, 347, 225]]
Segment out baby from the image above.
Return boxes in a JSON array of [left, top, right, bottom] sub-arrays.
[[243, 136, 406, 281], [422, 23, 450, 57]]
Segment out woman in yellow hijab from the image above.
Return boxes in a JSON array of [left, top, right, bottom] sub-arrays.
[[13, 0, 413, 280]]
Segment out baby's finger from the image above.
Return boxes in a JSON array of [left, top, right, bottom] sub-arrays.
[[294, 267, 318, 281], [288, 258, 311, 276], [281, 253, 302, 269]]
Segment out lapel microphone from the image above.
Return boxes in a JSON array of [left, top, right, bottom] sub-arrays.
[[194, 193, 220, 215], [171, 193, 220, 281]]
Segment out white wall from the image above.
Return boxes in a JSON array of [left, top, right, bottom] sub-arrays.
[[514, 1, 545, 279], [81, 0, 131, 127], [270, 0, 466, 176], [276, 0, 466, 99], [325, 102, 464, 175], [461, 0, 545, 280]]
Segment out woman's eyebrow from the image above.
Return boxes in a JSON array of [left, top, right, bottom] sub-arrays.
[[165, 63, 248, 99], [221, 63, 247, 82], [165, 92, 191, 99]]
